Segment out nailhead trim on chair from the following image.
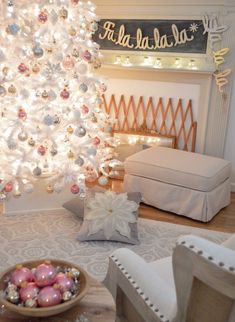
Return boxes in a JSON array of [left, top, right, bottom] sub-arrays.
[[179, 241, 235, 274], [110, 255, 169, 322]]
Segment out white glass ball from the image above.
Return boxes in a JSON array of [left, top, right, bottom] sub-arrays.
[[98, 176, 108, 186]]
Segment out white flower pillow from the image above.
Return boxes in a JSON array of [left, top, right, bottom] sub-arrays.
[[77, 191, 141, 244]]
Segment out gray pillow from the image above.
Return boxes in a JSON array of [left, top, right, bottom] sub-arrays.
[[62, 186, 105, 218], [77, 191, 141, 245]]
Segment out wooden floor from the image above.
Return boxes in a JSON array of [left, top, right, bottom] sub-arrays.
[[108, 179, 235, 234]]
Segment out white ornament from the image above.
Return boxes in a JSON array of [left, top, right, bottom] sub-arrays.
[[24, 183, 34, 193], [98, 176, 108, 186]]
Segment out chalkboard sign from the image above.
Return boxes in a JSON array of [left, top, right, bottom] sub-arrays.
[[93, 19, 208, 54]]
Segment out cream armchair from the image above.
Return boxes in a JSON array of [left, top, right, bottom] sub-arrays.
[[104, 234, 235, 322]]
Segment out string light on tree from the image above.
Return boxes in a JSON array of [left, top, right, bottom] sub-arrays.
[[0, 0, 114, 200]]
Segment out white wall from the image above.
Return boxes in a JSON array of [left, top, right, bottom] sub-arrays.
[[224, 75, 235, 191]]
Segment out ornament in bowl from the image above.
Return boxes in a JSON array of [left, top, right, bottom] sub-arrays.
[[0, 259, 89, 317]]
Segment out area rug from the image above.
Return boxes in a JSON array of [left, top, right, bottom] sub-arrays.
[[0, 209, 230, 281]]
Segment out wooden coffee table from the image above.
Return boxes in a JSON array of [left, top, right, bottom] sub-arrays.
[[0, 277, 116, 322]]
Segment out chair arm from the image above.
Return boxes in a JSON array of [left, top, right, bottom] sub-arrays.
[[177, 234, 235, 271], [104, 248, 176, 322]]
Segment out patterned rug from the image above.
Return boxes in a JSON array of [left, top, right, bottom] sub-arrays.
[[0, 209, 230, 281]]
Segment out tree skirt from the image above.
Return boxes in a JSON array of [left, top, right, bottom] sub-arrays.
[[0, 209, 230, 281]]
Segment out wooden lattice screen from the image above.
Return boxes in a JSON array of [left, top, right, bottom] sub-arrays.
[[101, 94, 197, 152]]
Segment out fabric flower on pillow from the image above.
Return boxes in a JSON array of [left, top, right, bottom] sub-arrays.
[[85, 191, 138, 240]]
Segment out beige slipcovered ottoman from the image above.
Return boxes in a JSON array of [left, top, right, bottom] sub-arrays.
[[124, 147, 231, 222]]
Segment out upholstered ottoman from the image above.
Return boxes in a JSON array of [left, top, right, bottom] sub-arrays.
[[124, 147, 231, 222]]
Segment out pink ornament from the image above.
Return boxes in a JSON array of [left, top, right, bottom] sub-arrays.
[[71, 184, 80, 194], [62, 56, 75, 70], [92, 137, 100, 146], [55, 273, 74, 292], [34, 263, 57, 287], [37, 286, 62, 307], [71, 0, 79, 5], [11, 266, 34, 287], [82, 50, 92, 62], [19, 282, 39, 302], [38, 11, 48, 24], [60, 88, 70, 99], [81, 105, 89, 114], [18, 63, 29, 74], [18, 108, 27, 121], [4, 182, 13, 193], [37, 145, 47, 156]]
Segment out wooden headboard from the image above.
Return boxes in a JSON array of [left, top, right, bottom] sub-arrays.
[[101, 94, 197, 152]]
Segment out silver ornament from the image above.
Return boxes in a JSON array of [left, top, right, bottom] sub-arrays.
[[75, 126, 86, 137], [48, 89, 57, 100], [33, 166, 42, 176], [18, 131, 28, 141], [73, 110, 81, 120], [6, 290, 19, 304], [50, 146, 58, 156], [62, 291, 72, 302], [90, 22, 98, 32], [32, 45, 44, 58], [79, 83, 88, 93], [75, 156, 84, 166], [70, 268, 80, 279], [43, 114, 54, 126], [24, 183, 34, 193], [25, 298, 37, 308], [98, 176, 108, 186], [54, 183, 63, 193], [77, 63, 87, 75], [87, 147, 97, 156], [7, 140, 18, 150], [0, 85, 6, 97], [54, 115, 60, 124]]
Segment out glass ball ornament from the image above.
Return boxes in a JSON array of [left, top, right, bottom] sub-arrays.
[[73, 110, 81, 120], [46, 185, 54, 194], [72, 48, 79, 58], [28, 138, 35, 147], [71, 184, 80, 194], [59, 7, 68, 19], [4, 182, 13, 193], [8, 84, 17, 94], [90, 22, 98, 32], [13, 190, 22, 198], [62, 55, 75, 70], [25, 298, 37, 308], [79, 83, 88, 93], [18, 63, 29, 74], [54, 114, 61, 124], [18, 131, 28, 142], [67, 150, 75, 159], [68, 26, 77, 37], [41, 90, 49, 99], [7, 140, 18, 150], [54, 182, 63, 193], [82, 50, 92, 62], [0, 193, 7, 201], [50, 146, 58, 156], [77, 63, 88, 75], [81, 105, 89, 114], [43, 114, 54, 126], [32, 45, 44, 58], [75, 156, 84, 166], [71, 0, 79, 5], [48, 90, 57, 100], [67, 126, 74, 134], [38, 11, 48, 24], [0, 85, 6, 97], [98, 176, 109, 186], [37, 145, 47, 156], [33, 166, 42, 176], [75, 126, 86, 137], [35, 262, 57, 287], [24, 183, 34, 193], [32, 64, 40, 73], [7, 23, 20, 35], [92, 136, 100, 146], [18, 108, 27, 121], [37, 286, 62, 307], [87, 147, 97, 156], [99, 83, 107, 93], [60, 88, 70, 99]]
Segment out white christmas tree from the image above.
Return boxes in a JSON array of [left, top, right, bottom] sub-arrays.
[[0, 0, 113, 200]]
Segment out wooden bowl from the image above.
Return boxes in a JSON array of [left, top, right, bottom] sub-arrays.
[[0, 259, 90, 317]]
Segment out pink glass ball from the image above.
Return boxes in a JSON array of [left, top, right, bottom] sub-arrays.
[[82, 50, 92, 62], [81, 105, 89, 114], [38, 11, 48, 24], [11, 267, 34, 287], [92, 137, 100, 146], [18, 108, 27, 121], [55, 273, 74, 292], [19, 282, 39, 302], [62, 56, 75, 70], [37, 286, 62, 307], [71, 184, 80, 194], [60, 89, 70, 99], [18, 63, 29, 74], [34, 263, 56, 287], [71, 0, 79, 5], [37, 145, 47, 156], [4, 182, 13, 193]]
